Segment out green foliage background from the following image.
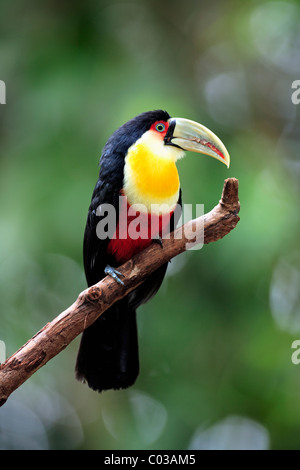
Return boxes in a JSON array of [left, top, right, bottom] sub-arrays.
[[0, 0, 300, 450]]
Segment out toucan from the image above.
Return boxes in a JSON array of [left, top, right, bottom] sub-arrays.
[[75, 110, 230, 392]]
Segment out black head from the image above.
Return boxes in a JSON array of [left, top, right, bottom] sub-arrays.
[[102, 110, 171, 159], [98, 110, 170, 183]]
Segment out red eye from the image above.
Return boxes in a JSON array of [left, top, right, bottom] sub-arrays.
[[151, 121, 169, 135]]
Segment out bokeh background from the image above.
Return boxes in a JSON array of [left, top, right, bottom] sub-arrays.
[[0, 0, 300, 450]]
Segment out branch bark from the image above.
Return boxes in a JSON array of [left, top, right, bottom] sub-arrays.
[[0, 178, 240, 406]]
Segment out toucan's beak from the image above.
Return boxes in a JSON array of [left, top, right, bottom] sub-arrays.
[[165, 117, 230, 168]]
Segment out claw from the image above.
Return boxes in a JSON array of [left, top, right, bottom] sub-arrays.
[[152, 235, 163, 248], [104, 265, 125, 286]]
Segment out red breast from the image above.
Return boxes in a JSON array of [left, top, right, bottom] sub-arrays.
[[107, 196, 174, 264]]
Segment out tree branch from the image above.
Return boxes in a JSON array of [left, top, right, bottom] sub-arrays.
[[0, 178, 240, 406]]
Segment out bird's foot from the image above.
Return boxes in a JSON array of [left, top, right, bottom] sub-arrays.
[[104, 265, 125, 286], [152, 235, 163, 248]]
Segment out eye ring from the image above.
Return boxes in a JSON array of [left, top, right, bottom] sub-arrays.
[[155, 122, 166, 132]]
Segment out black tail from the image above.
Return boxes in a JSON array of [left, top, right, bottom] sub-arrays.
[[75, 301, 139, 392]]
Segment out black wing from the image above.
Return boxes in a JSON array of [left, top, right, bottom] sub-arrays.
[[83, 179, 120, 287], [83, 133, 127, 287]]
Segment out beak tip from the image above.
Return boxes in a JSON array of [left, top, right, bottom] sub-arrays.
[[170, 117, 231, 169], [224, 152, 230, 168]]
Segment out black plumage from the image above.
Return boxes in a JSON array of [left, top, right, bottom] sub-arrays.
[[75, 110, 182, 392]]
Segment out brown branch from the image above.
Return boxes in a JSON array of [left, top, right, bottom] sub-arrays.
[[0, 178, 240, 406]]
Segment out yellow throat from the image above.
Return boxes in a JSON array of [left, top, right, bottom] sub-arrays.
[[123, 131, 183, 213]]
